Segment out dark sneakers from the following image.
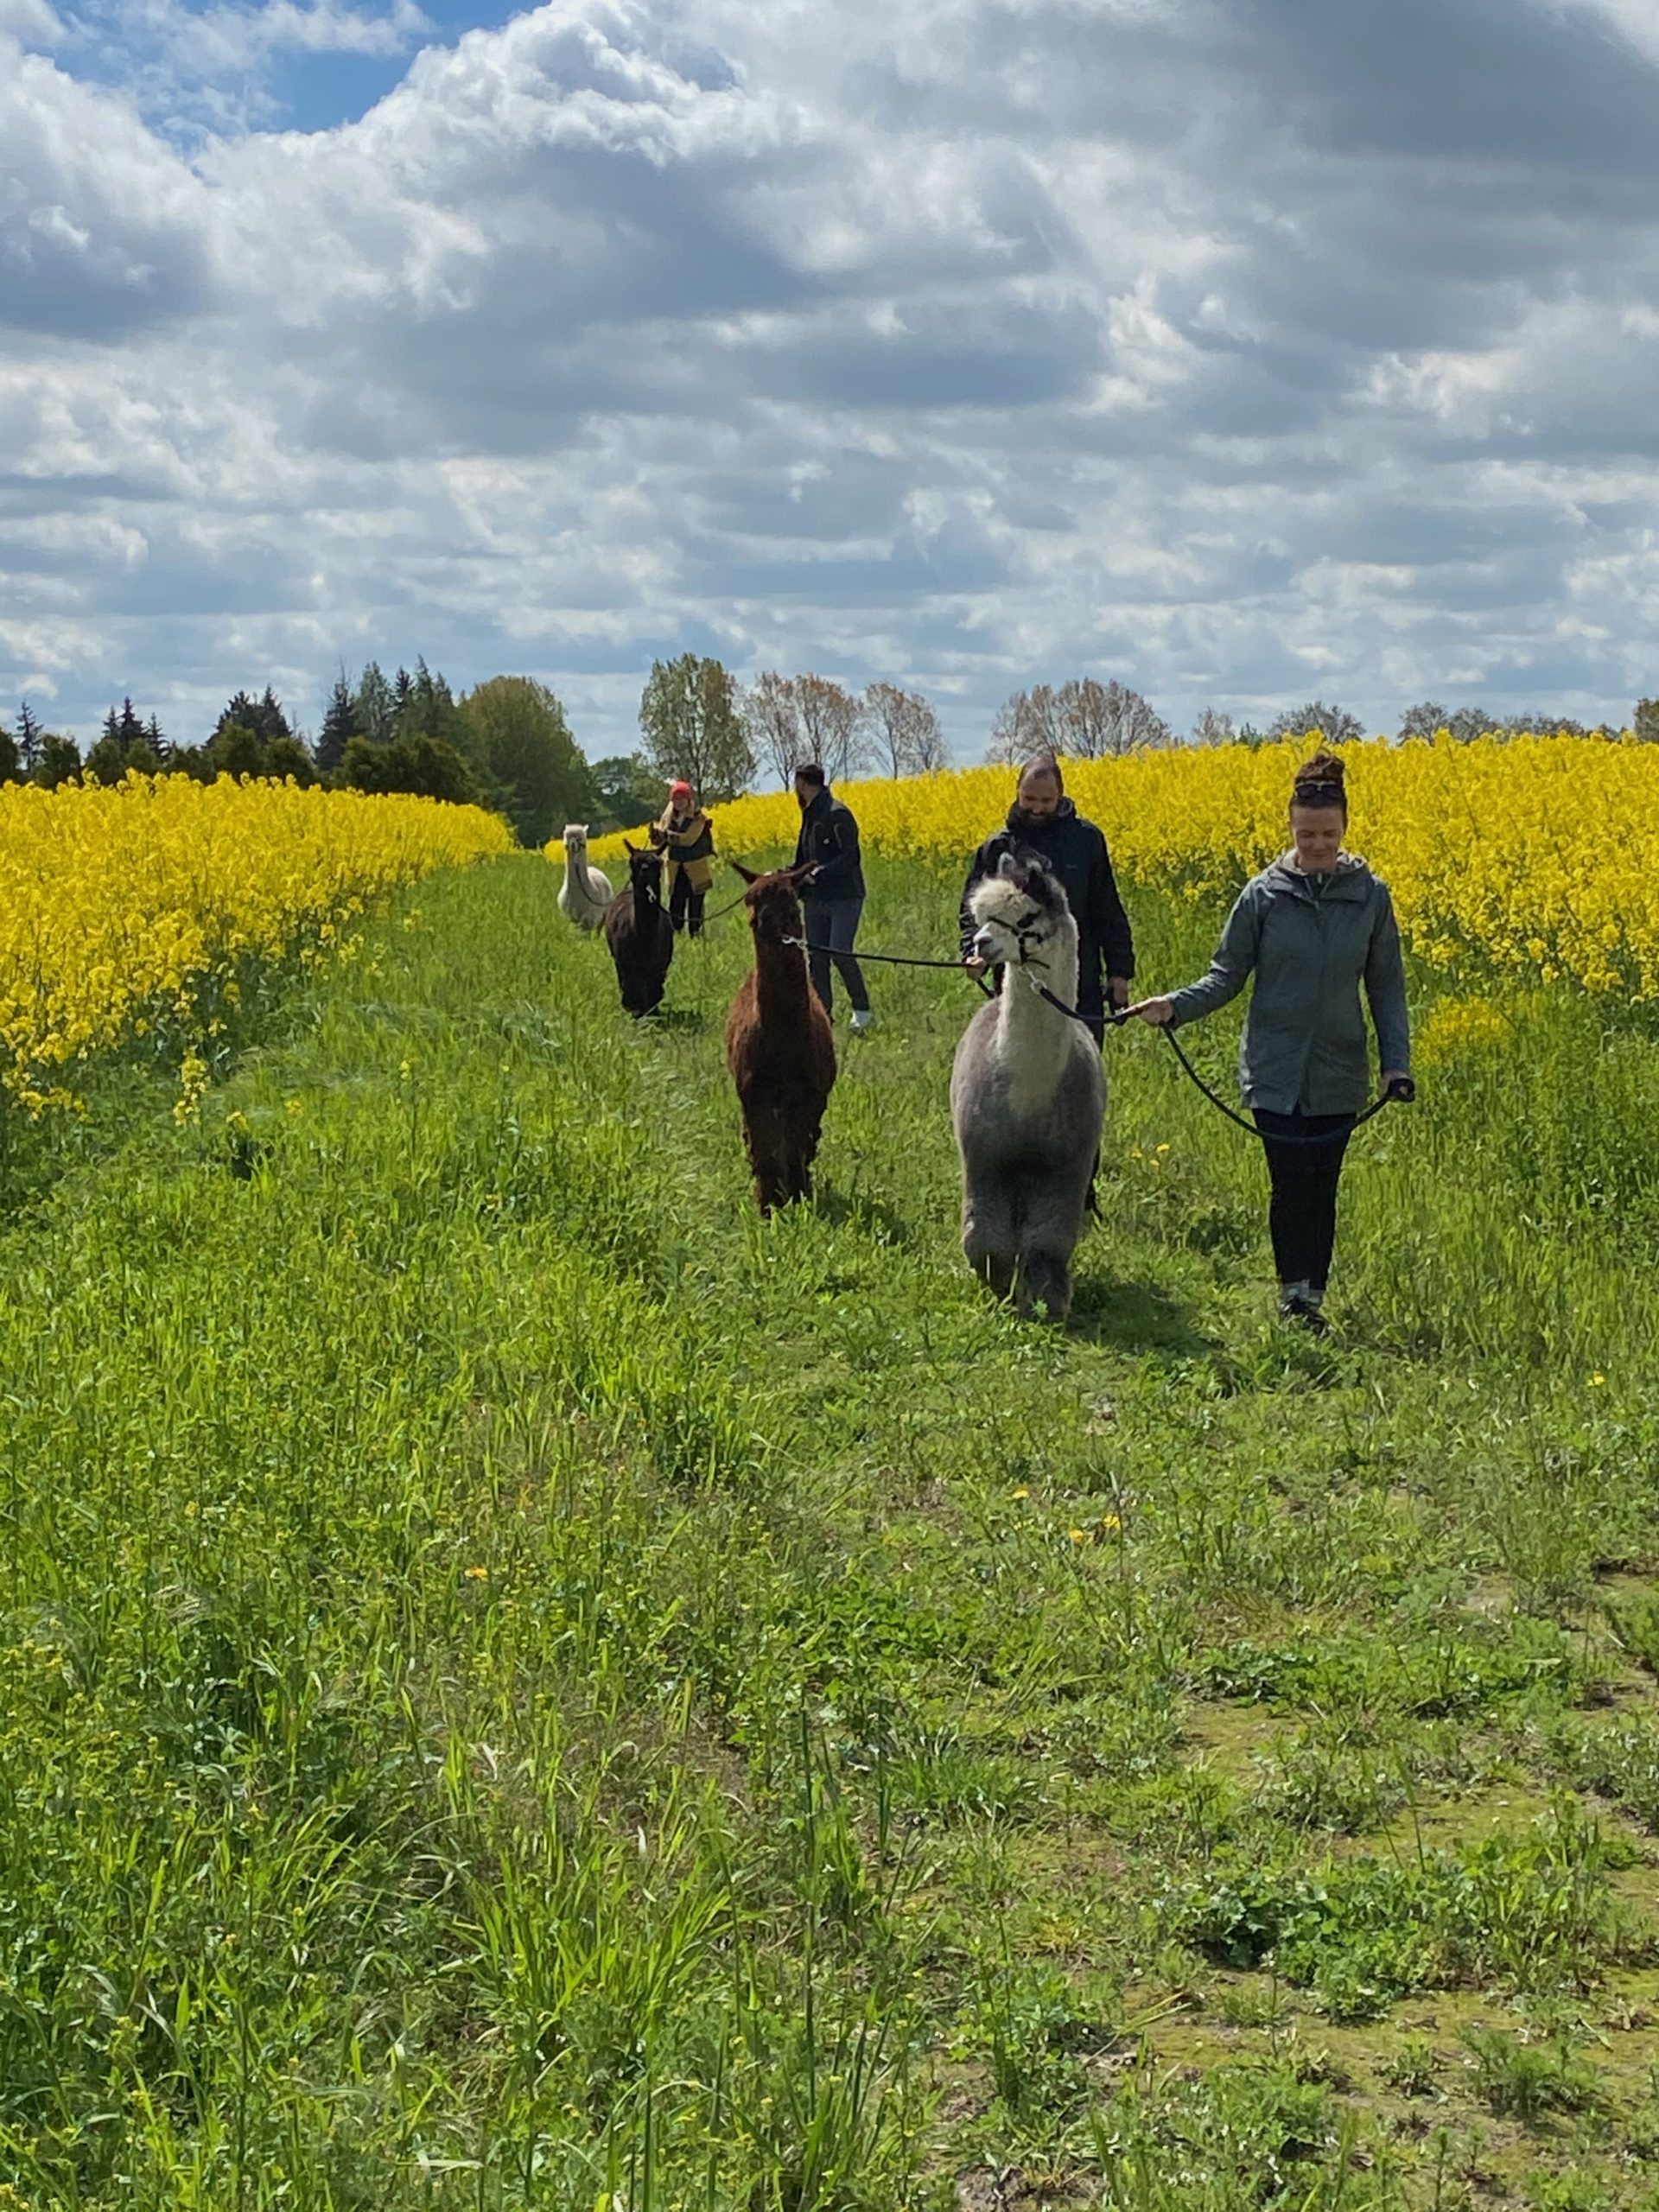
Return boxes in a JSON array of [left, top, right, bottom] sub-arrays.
[[1277, 1284, 1330, 1334]]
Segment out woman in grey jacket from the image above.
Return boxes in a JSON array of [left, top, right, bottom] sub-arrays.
[[1128, 751, 1413, 1330]]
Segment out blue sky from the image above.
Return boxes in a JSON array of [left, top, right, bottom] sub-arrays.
[[5, 0, 1659, 760]]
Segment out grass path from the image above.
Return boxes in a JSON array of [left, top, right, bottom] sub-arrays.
[[3, 851, 1659, 2209]]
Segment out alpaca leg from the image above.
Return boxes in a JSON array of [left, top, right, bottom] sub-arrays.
[[1018, 1248, 1073, 1324], [963, 1191, 1017, 1302], [787, 1114, 823, 1203], [743, 1109, 790, 1217]]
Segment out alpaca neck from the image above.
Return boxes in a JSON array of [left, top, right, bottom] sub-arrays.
[[995, 925, 1079, 1070], [755, 935, 810, 1020]]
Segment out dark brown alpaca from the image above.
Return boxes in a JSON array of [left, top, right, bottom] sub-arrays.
[[604, 842, 675, 1018], [725, 862, 837, 1215]]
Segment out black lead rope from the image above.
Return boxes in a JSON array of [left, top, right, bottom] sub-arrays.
[[696, 887, 753, 925], [781, 935, 981, 974], [1158, 1025, 1413, 1145], [779, 930, 1413, 1145]]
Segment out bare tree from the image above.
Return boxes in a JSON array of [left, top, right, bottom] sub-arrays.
[[986, 684, 1064, 764], [794, 673, 868, 781], [1058, 678, 1173, 756], [1189, 708, 1236, 748], [1268, 700, 1366, 746], [864, 682, 946, 776], [990, 678, 1173, 760], [742, 671, 804, 788], [1397, 701, 1449, 743]]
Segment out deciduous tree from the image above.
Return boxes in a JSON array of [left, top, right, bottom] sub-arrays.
[[1268, 700, 1365, 746], [741, 671, 803, 788], [1189, 708, 1236, 748], [639, 655, 754, 803], [864, 682, 946, 775], [458, 676, 596, 847]]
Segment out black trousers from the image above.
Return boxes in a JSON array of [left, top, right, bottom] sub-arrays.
[[668, 869, 705, 937], [802, 897, 869, 1014], [1252, 1109, 1357, 1294]]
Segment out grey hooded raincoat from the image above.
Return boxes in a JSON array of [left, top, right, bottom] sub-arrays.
[[1167, 852, 1411, 1116]]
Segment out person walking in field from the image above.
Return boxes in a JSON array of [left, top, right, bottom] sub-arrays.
[[792, 762, 874, 1033], [960, 753, 1135, 1044], [651, 779, 715, 937], [1127, 749, 1414, 1332]]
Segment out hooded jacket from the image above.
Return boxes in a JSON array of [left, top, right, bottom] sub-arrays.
[[959, 798, 1135, 1001], [792, 785, 865, 900], [1167, 851, 1411, 1115]]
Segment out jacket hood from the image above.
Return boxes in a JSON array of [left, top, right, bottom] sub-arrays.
[[1268, 849, 1372, 897]]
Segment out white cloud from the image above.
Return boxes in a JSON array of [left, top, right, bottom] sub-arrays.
[[4, 0, 1659, 753]]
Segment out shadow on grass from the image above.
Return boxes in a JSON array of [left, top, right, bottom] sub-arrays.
[[639, 1007, 709, 1034], [812, 1183, 914, 1248], [1066, 1271, 1219, 1357]]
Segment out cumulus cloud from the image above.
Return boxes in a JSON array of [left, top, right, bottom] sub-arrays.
[[3, 0, 1659, 753]]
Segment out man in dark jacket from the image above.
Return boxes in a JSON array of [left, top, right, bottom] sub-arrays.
[[959, 753, 1134, 1041], [793, 762, 873, 1031]]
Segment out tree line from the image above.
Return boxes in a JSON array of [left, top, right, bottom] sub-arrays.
[[8, 659, 1657, 840], [982, 684, 1659, 760], [0, 665, 601, 849]]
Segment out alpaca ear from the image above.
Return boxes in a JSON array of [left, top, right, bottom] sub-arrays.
[[624, 838, 639, 856], [731, 861, 760, 885], [785, 862, 817, 887]]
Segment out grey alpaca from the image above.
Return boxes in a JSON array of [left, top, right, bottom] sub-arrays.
[[950, 853, 1107, 1321]]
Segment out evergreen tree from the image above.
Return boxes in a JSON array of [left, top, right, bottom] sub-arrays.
[[317, 671, 362, 772], [353, 663, 397, 745], [117, 697, 146, 753], [0, 724, 19, 784], [215, 690, 292, 748], [16, 701, 43, 775]]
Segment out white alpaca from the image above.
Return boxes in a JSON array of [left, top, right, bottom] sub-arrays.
[[950, 854, 1106, 1322], [558, 824, 613, 930]]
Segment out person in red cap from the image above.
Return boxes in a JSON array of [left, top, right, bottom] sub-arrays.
[[650, 779, 716, 935]]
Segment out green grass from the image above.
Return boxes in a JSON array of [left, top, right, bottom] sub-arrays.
[[3, 849, 1659, 2208]]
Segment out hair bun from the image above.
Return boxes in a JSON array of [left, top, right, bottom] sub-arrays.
[[1293, 749, 1346, 804]]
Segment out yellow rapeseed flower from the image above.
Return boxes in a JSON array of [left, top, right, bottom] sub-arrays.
[[554, 734, 1659, 1007], [0, 773, 509, 1112]]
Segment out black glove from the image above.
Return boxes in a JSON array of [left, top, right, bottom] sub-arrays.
[[1385, 1076, 1417, 1104]]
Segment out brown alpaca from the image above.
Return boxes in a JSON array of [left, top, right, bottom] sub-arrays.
[[725, 862, 837, 1215]]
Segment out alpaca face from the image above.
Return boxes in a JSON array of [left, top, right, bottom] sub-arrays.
[[563, 824, 589, 862], [967, 855, 1070, 970], [743, 871, 805, 948], [626, 844, 664, 904]]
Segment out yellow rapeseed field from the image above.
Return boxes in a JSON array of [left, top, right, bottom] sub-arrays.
[[562, 734, 1659, 1000], [0, 773, 512, 1112]]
